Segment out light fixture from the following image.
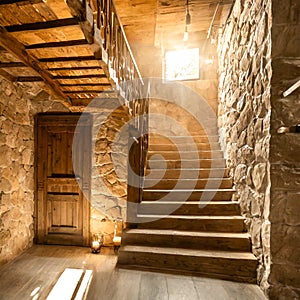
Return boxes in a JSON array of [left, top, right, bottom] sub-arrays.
[[113, 218, 122, 253], [91, 234, 103, 254], [183, 0, 191, 42]]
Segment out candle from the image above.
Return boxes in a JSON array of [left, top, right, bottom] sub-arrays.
[[92, 241, 100, 248], [113, 236, 121, 246], [91, 240, 101, 253]]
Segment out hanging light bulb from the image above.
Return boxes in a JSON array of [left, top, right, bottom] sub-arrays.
[[184, 25, 189, 42], [183, 0, 191, 42]]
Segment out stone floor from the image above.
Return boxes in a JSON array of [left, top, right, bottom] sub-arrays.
[[0, 245, 267, 300]]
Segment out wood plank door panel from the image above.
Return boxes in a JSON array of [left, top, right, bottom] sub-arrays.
[[36, 114, 91, 246]]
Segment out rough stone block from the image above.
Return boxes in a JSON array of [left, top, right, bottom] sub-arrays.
[[269, 263, 300, 289]]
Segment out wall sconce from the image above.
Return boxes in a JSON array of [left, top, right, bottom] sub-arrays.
[[91, 234, 103, 254], [113, 218, 122, 253]]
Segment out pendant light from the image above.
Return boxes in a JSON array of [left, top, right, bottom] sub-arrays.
[[184, 0, 191, 42]]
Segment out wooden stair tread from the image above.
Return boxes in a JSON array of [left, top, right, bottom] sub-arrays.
[[137, 215, 243, 220], [148, 158, 225, 161], [150, 135, 219, 138], [149, 143, 221, 151], [148, 149, 223, 155], [143, 180, 233, 189], [120, 130, 257, 283], [140, 201, 237, 205], [145, 168, 230, 179], [149, 141, 220, 147], [143, 189, 235, 192], [120, 245, 257, 260], [146, 168, 229, 171], [124, 229, 250, 239], [144, 178, 232, 182]]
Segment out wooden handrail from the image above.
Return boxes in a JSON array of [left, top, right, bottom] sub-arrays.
[[90, 0, 143, 87], [111, 0, 143, 84], [85, 0, 149, 221]]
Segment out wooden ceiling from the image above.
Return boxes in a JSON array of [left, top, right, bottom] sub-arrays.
[[0, 0, 114, 109], [114, 0, 233, 47], [0, 0, 233, 109]]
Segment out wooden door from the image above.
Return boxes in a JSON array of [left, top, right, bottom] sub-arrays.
[[36, 114, 91, 246]]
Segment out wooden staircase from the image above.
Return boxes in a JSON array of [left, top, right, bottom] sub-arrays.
[[117, 132, 258, 283]]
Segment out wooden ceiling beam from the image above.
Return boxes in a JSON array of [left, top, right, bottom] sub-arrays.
[[48, 66, 103, 71], [0, 26, 70, 106], [66, 0, 94, 44], [0, 0, 43, 5], [53, 74, 107, 80], [39, 56, 97, 63], [0, 69, 15, 82], [64, 90, 113, 94], [0, 71, 43, 83], [60, 83, 111, 87], [25, 39, 87, 49], [5, 18, 79, 33], [16, 76, 43, 82], [0, 62, 25, 68]]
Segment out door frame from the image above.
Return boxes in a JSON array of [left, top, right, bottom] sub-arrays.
[[34, 113, 91, 246]]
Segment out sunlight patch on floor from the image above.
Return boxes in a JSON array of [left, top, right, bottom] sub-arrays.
[[46, 268, 93, 300]]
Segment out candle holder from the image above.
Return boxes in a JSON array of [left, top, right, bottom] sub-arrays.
[[113, 218, 122, 253], [91, 234, 103, 254]]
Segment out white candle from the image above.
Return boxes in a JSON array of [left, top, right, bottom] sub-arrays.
[[113, 236, 121, 246], [92, 241, 100, 249]]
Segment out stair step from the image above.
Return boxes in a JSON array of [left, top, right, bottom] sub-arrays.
[[142, 189, 235, 201], [143, 178, 232, 189], [117, 246, 257, 283], [136, 215, 244, 232], [138, 201, 240, 216], [149, 135, 219, 144], [147, 158, 226, 169], [149, 142, 220, 151], [145, 168, 230, 179], [147, 150, 223, 160], [122, 229, 251, 251]]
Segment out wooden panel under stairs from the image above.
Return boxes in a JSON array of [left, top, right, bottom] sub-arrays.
[[118, 132, 258, 283]]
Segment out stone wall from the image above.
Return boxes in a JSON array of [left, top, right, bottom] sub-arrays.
[[0, 78, 69, 266], [0, 76, 131, 257], [269, 0, 300, 298], [217, 0, 272, 293], [90, 105, 129, 245], [131, 38, 218, 139]]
